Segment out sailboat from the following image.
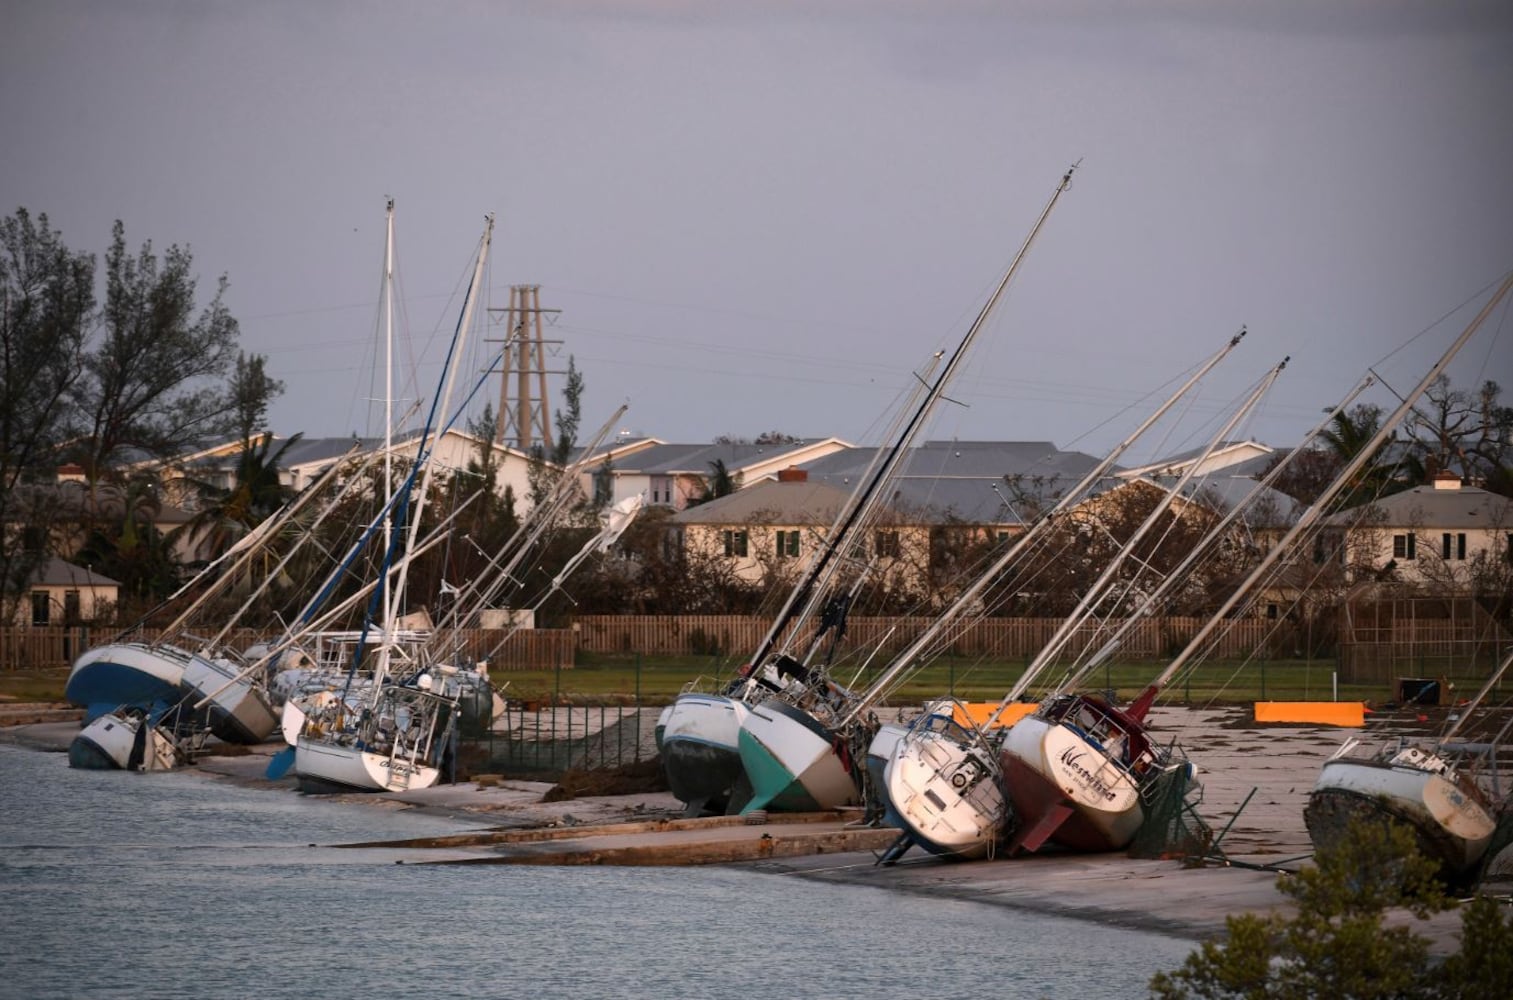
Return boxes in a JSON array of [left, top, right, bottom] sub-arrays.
[[1001, 269, 1513, 856], [65, 438, 364, 743], [1305, 646, 1510, 883], [870, 333, 1269, 861], [68, 703, 207, 771], [735, 165, 1081, 816], [289, 207, 495, 794], [658, 292, 958, 816]]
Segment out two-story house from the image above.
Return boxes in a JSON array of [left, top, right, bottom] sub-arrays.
[[1323, 472, 1513, 589]]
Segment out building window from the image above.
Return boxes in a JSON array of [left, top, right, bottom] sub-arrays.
[[1393, 533, 1416, 560], [722, 529, 748, 558], [1442, 532, 1467, 560], [31, 591, 50, 626], [64, 590, 81, 624], [875, 530, 901, 559], [663, 528, 684, 561], [775, 530, 800, 559]]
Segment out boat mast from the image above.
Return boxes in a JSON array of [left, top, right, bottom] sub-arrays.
[[748, 163, 1080, 672], [837, 327, 1250, 728], [1067, 372, 1377, 684], [1129, 270, 1513, 720], [382, 198, 396, 632], [1014, 356, 1290, 701]]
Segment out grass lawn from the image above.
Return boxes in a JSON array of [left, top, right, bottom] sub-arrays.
[[7, 654, 1465, 710], [503, 652, 1409, 708]]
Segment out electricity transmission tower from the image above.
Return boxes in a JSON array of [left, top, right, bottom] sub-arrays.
[[486, 285, 563, 451]]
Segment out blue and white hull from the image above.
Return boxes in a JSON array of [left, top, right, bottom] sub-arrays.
[[66, 643, 191, 718], [68, 709, 180, 771]]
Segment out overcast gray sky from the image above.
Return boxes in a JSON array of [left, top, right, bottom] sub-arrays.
[[5, 1, 1511, 463]]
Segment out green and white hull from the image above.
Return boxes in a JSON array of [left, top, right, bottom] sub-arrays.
[[737, 698, 858, 813]]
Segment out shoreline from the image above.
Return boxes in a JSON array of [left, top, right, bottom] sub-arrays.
[[6, 703, 1505, 954]]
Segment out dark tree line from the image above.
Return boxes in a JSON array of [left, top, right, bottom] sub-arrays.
[[1266, 378, 1513, 508], [1, 207, 277, 621]]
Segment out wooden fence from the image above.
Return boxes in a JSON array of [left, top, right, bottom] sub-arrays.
[[570, 614, 1286, 662], [0, 626, 576, 672], [1338, 598, 1512, 684]]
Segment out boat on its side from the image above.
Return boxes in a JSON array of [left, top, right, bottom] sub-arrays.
[[659, 691, 748, 815], [65, 643, 192, 718], [180, 652, 279, 744], [738, 695, 860, 813], [68, 708, 183, 772], [1305, 743, 1498, 882], [998, 694, 1154, 853]]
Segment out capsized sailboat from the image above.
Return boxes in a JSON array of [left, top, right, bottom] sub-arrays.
[[67, 703, 208, 771], [1304, 643, 1513, 884]]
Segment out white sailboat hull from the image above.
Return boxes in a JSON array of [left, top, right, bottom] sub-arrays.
[[1305, 754, 1496, 878], [181, 653, 278, 744], [737, 699, 858, 813], [884, 726, 1007, 860], [659, 693, 748, 811], [293, 737, 442, 794], [68, 711, 179, 771], [999, 714, 1143, 852]]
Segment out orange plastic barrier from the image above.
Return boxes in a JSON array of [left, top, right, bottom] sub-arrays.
[[952, 702, 1039, 730], [1253, 701, 1365, 727]]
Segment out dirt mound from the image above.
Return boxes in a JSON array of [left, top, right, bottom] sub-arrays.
[[542, 758, 668, 802]]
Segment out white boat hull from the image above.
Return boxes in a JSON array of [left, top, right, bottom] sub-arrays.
[[181, 653, 278, 744], [737, 699, 858, 813], [68, 711, 179, 771], [999, 714, 1143, 853], [1305, 753, 1496, 879], [659, 693, 748, 812], [293, 737, 442, 794], [884, 721, 1007, 860]]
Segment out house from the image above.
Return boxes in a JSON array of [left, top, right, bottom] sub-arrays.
[[587, 437, 852, 511], [157, 429, 543, 514], [1115, 439, 1278, 481], [1322, 472, 1513, 589], [671, 469, 852, 583], [3, 478, 195, 566], [667, 441, 1111, 597], [18, 557, 119, 627], [796, 440, 1105, 529]]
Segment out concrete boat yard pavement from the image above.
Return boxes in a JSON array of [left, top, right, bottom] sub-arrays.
[[6, 702, 1509, 954]]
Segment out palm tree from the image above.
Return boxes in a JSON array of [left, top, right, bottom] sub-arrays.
[[74, 475, 178, 613], [1319, 403, 1403, 508], [687, 458, 741, 507], [175, 433, 302, 565]]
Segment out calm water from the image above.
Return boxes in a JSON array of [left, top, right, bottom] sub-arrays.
[[0, 743, 1192, 999]]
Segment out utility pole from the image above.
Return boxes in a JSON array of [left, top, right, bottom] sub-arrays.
[[486, 285, 564, 451]]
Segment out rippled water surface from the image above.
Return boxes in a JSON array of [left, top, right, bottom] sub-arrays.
[[1, 743, 1193, 998]]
